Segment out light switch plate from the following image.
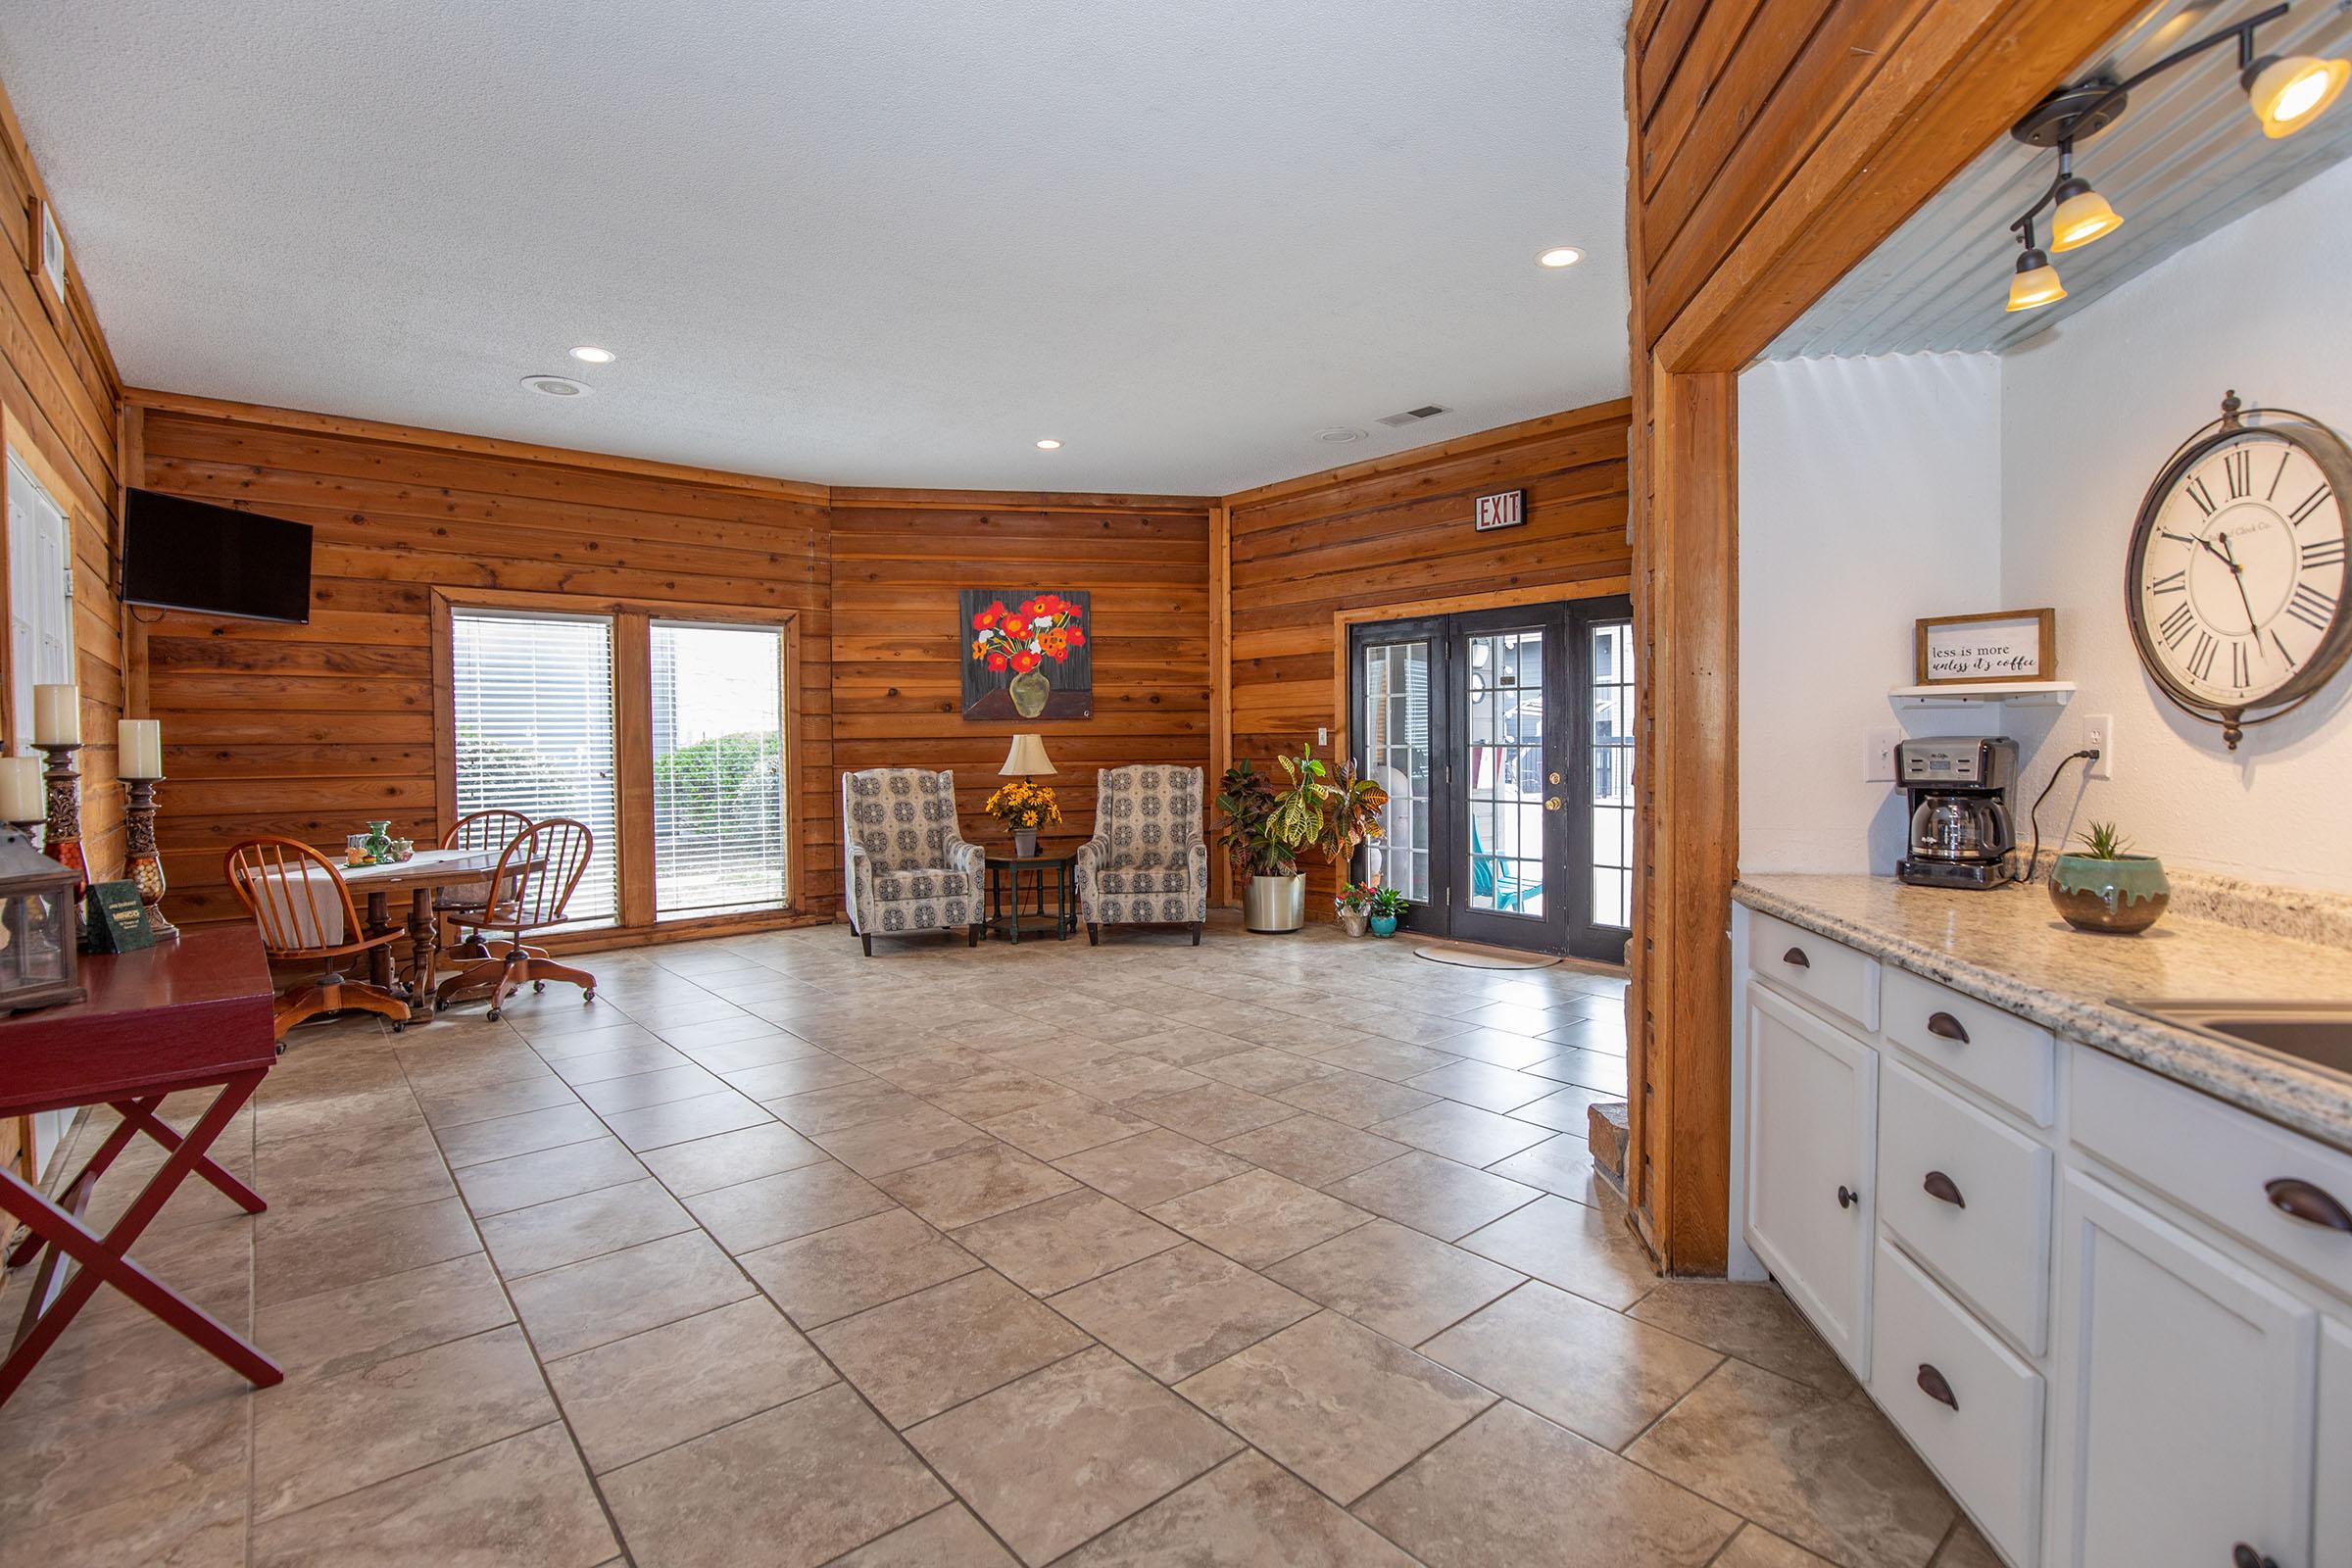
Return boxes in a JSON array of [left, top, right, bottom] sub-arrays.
[[1316, 726, 1329, 747], [1865, 727, 1899, 783], [2082, 713, 2114, 778]]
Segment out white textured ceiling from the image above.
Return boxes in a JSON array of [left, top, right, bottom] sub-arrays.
[[0, 1, 1632, 493]]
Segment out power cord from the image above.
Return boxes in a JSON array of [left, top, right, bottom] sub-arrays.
[[2022, 748, 2100, 884]]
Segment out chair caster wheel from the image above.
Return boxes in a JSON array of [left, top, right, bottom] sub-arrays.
[[434, 998, 448, 1012], [582, 989, 596, 1003], [391, 1022, 406, 1034], [534, 981, 546, 994], [486, 1007, 502, 1022]]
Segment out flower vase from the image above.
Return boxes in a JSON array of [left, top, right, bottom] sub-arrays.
[[1013, 827, 1039, 858], [1008, 668, 1050, 718], [2049, 853, 2170, 934], [363, 820, 395, 865], [1338, 909, 1367, 938]]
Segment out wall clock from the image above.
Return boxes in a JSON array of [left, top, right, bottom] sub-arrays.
[[2126, 391, 2352, 748]]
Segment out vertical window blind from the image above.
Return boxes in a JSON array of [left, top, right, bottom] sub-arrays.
[[450, 611, 618, 922], [651, 620, 786, 916]]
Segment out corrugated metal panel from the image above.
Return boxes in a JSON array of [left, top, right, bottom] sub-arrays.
[[1766, 0, 2352, 360]]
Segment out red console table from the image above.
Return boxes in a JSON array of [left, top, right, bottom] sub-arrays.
[[0, 926, 280, 1404]]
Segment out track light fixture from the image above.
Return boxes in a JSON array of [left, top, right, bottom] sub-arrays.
[[1999, 1, 2345, 311]]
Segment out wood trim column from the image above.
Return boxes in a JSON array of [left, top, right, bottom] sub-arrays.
[[116, 402, 146, 719], [1208, 500, 1233, 906], [613, 612, 655, 930]]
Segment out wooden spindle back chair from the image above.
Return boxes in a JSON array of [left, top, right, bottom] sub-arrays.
[[223, 836, 412, 1040], [433, 816, 599, 1021], [434, 808, 535, 969]]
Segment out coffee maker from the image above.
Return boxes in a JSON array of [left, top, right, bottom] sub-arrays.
[[1895, 737, 2018, 889]]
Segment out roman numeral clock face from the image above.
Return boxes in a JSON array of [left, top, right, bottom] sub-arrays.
[[2132, 422, 2351, 729]]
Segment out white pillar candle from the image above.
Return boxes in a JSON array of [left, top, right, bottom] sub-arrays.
[[119, 719, 163, 780], [32, 684, 78, 746], [0, 757, 42, 821]]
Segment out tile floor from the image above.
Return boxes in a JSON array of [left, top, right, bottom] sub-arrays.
[[0, 918, 1999, 1567]]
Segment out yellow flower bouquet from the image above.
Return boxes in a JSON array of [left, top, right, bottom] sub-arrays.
[[984, 778, 1061, 857]]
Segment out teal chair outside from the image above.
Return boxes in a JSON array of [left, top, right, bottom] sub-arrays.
[[1468, 817, 1538, 911]]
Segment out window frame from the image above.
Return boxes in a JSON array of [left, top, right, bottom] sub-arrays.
[[431, 588, 803, 939]]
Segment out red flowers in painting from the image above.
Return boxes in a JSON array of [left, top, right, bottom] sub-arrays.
[[969, 594, 1086, 670]]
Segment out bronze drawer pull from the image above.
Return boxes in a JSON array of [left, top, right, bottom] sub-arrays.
[[1923, 1170, 1966, 1208], [1782, 947, 1810, 968], [1915, 1363, 1958, 1410], [1837, 1185, 1858, 1209], [1927, 1011, 1970, 1044], [2232, 1544, 2278, 1568], [2265, 1177, 2352, 1233]]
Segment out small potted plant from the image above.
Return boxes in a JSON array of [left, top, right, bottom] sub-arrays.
[[984, 778, 1061, 858], [1367, 883, 1408, 938], [1334, 880, 1374, 937], [2049, 820, 2170, 935]]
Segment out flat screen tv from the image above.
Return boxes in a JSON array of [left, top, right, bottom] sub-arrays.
[[120, 487, 313, 623]]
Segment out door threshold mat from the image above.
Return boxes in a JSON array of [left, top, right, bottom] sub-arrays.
[[1413, 944, 1561, 971]]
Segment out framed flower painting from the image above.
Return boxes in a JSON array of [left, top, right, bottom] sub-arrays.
[[960, 589, 1093, 720]]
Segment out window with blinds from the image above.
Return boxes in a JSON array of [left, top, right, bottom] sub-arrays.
[[651, 620, 786, 916], [450, 611, 618, 923]]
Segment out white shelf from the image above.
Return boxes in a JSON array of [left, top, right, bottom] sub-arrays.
[[1889, 679, 2076, 710]]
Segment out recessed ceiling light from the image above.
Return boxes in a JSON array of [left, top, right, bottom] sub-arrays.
[[1035, 439, 1062, 450], [521, 374, 591, 397], [1538, 246, 1585, 269], [567, 345, 616, 365], [1317, 427, 1367, 444]]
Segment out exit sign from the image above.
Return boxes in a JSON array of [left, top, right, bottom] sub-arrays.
[[1473, 491, 1524, 531]]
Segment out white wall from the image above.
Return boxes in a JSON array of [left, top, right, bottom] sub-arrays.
[[2001, 155, 2352, 893], [1739, 353, 2004, 874]]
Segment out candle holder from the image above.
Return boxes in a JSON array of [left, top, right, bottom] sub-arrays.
[[34, 742, 84, 896], [122, 777, 178, 942]]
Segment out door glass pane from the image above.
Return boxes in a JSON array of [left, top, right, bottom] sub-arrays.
[[1591, 620, 1636, 929], [1358, 641, 1430, 903], [451, 612, 618, 923], [652, 621, 787, 917], [1465, 628, 1544, 916]]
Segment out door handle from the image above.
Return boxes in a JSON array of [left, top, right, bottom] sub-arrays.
[[1782, 947, 1810, 968], [1544, 797, 1562, 811], [2264, 1177, 2352, 1232], [1926, 1011, 1970, 1044], [1923, 1171, 1966, 1208], [2232, 1545, 2279, 1568], [1915, 1363, 1959, 1410], [1837, 1185, 1859, 1209]]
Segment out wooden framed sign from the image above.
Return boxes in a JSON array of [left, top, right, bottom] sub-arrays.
[[1915, 608, 2057, 685]]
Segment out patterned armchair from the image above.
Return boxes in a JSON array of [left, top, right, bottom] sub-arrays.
[[1076, 764, 1209, 945], [841, 768, 986, 956]]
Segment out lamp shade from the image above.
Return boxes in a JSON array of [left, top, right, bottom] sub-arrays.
[[2005, 249, 2066, 313], [2246, 54, 2349, 138], [999, 733, 1055, 777], [2049, 178, 2122, 252]]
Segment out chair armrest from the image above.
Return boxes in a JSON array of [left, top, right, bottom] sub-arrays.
[[949, 836, 986, 881], [845, 841, 876, 931]]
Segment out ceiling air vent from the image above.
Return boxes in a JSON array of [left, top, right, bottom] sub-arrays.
[[521, 374, 592, 397], [1376, 405, 1447, 428]]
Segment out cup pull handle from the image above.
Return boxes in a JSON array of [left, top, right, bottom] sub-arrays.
[[2265, 1177, 2352, 1233], [1837, 1185, 1858, 1210], [1927, 1011, 1970, 1044], [1916, 1363, 1958, 1410], [1783, 947, 1810, 969], [2232, 1544, 2279, 1568], [1923, 1170, 1966, 1208]]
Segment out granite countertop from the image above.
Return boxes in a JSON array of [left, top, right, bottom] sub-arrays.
[[1734, 872, 2352, 1153]]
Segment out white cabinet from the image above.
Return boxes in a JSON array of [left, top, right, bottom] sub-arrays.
[[2045, 1172, 2318, 1568], [1745, 981, 1878, 1374], [2320, 1317, 2352, 1568]]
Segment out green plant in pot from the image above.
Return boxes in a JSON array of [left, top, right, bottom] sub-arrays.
[[1367, 883, 1407, 938], [2049, 820, 2170, 935], [1218, 747, 1331, 934]]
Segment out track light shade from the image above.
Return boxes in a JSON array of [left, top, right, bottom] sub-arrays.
[[2049, 176, 2123, 251], [2244, 53, 2349, 137], [2006, 248, 2066, 313]]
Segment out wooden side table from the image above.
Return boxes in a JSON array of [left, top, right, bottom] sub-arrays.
[[984, 850, 1075, 944]]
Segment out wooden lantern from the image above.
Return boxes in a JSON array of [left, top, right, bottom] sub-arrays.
[[0, 824, 84, 1012]]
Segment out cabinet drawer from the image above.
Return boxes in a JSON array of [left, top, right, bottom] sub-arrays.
[[1882, 966, 2055, 1125], [2074, 1048, 2352, 1305], [1748, 910, 1879, 1033], [1877, 1059, 2054, 1353], [1872, 1240, 2044, 1568]]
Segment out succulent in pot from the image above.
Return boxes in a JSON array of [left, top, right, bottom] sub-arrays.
[[2049, 820, 2170, 935], [1367, 883, 1408, 938]]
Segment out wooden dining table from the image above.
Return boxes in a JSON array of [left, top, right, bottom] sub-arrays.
[[337, 847, 525, 1015]]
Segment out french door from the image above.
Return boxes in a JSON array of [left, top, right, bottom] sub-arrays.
[[1349, 596, 1634, 960]]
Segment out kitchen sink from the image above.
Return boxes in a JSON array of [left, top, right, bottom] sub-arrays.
[[2113, 1000, 2352, 1079]]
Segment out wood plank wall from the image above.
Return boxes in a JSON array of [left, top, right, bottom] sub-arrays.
[[1624, 0, 2147, 1271], [1226, 403, 1633, 915], [0, 80, 126, 883], [827, 490, 1214, 861], [131, 395, 832, 932]]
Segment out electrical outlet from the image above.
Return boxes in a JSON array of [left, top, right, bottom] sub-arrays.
[[1865, 727, 1900, 783], [1316, 726, 1328, 747], [2082, 713, 2115, 779]]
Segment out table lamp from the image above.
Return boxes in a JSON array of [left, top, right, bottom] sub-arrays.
[[998, 734, 1056, 778]]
